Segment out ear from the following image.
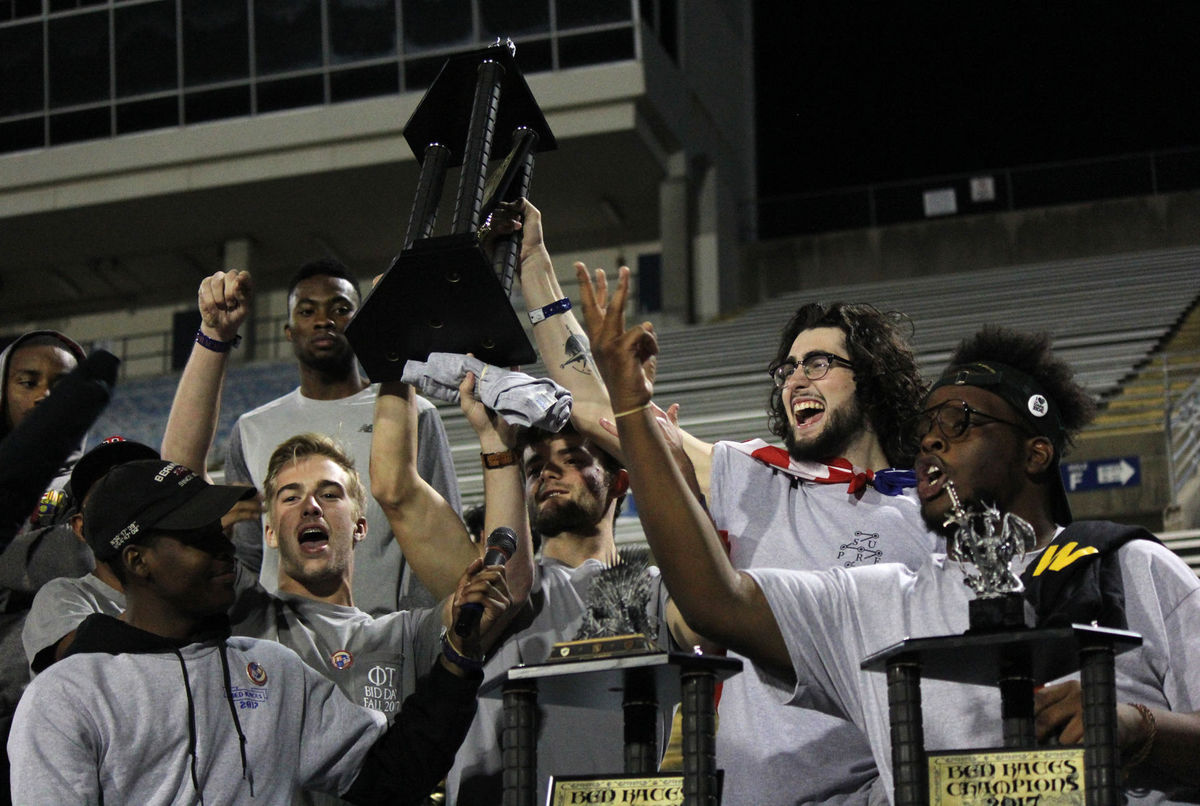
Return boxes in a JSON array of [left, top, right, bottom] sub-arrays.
[[264, 521, 279, 549], [351, 517, 367, 546], [611, 468, 630, 498], [70, 513, 85, 542], [122, 544, 152, 581], [1025, 436, 1055, 477], [284, 322, 293, 342]]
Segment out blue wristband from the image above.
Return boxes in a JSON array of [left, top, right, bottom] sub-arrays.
[[194, 329, 241, 353], [528, 297, 572, 324], [440, 628, 484, 674]]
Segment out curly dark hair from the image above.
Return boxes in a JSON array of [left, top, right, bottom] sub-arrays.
[[766, 302, 926, 468], [946, 327, 1096, 446]]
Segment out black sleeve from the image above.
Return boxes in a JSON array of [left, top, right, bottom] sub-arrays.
[[0, 350, 119, 548], [341, 658, 482, 806]]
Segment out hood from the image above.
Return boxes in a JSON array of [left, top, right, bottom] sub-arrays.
[[65, 612, 232, 658], [1, 330, 88, 448]]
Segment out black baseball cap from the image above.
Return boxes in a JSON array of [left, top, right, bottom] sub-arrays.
[[70, 437, 160, 505], [927, 360, 1073, 524], [83, 459, 255, 561]]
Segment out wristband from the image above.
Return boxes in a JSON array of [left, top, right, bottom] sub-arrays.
[[1122, 703, 1157, 776], [613, 402, 652, 419], [528, 297, 571, 324], [195, 330, 242, 353], [481, 449, 519, 469], [440, 628, 484, 674]]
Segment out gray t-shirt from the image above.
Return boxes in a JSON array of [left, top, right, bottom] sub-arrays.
[[750, 538, 1200, 806], [9, 634, 386, 805], [229, 574, 443, 720], [444, 556, 671, 806], [707, 440, 940, 806], [224, 384, 460, 616], [22, 572, 125, 674]]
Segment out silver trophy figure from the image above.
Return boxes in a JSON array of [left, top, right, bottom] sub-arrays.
[[943, 481, 1037, 601]]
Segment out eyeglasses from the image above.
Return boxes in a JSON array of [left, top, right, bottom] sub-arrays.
[[915, 400, 1032, 442], [770, 352, 855, 388]]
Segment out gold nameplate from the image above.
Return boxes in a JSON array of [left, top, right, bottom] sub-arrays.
[[929, 747, 1086, 806], [546, 633, 658, 663], [548, 773, 719, 805]]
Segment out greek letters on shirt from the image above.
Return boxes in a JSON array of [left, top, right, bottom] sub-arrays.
[[329, 650, 402, 715], [359, 661, 401, 713], [837, 531, 882, 567]]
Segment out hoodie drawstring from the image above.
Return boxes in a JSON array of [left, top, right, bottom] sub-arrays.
[[172, 649, 204, 806], [217, 641, 254, 797]]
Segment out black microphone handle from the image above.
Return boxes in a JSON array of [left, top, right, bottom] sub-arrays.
[[455, 526, 517, 637]]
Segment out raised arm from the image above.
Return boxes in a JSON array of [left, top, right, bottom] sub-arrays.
[[579, 265, 788, 668], [161, 271, 262, 537], [371, 380, 480, 601], [457, 372, 534, 607], [500, 199, 717, 493], [161, 270, 251, 480]]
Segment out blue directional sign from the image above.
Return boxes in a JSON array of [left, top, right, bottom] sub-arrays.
[[1061, 456, 1141, 492]]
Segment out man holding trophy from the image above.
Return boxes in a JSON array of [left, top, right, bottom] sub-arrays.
[[581, 264, 1200, 805]]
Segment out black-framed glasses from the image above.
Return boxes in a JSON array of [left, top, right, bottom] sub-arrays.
[[769, 352, 855, 388], [915, 400, 1032, 442]]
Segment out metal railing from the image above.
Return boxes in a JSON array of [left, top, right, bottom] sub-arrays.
[[1168, 369, 1200, 500]]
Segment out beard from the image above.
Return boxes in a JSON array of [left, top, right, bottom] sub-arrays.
[[532, 499, 600, 537], [784, 395, 867, 463], [528, 484, 608, 539]]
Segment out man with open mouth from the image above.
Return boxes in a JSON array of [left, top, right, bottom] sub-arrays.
[[586, 269, 1200, 806]]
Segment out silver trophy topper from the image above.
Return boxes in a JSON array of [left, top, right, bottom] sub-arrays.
[[943, 481, 1037, 599]]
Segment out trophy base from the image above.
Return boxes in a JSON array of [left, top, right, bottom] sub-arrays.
[[345, 233, 537, 381], [546, 634, 659, 663], [968, 593, 1032, 632]]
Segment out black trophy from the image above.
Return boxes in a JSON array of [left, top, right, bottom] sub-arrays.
[[861, 482, 1141, 806], [482, 550, 741, 806], [345, 39, 556, 379]]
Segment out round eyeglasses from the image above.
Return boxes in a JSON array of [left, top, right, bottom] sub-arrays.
[[915, 399, 1032, 442], [769, 352, 855, 388]]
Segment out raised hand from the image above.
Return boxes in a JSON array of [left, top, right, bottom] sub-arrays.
[[198, 270, 252, 343], [458, 370, 516, 453], [576, 263, 657, 414]]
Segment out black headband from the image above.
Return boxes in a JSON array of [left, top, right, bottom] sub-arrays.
[[927, 360, 1066, 451]]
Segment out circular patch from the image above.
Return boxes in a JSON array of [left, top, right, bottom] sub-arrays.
[[1027, 394, 1049, 418], [330, 649, 354, 670], [246, 661, 268, 686]]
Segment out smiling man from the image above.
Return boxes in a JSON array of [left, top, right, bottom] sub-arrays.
[[584, 270, 1200, 805], [225, 258, 461, 615], [501, 198, 940, 805]]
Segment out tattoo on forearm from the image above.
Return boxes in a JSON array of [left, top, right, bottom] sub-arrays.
[[559, 333, 595, 375]]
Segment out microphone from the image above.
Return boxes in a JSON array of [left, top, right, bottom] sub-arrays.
[[454, 526, 518, 638]]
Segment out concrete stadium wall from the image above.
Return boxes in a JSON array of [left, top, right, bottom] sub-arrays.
[[742, 190, 1200, 303]]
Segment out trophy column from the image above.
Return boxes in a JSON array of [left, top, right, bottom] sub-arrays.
[[681, 665, 721, 806], [887, 657, 926, 806], [1079, 641, 1121, 806], [502, 678, 539, 806], [489, 653, 741, 805]]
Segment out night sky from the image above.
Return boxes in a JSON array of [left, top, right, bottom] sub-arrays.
[[754, 2, 1200, 197]]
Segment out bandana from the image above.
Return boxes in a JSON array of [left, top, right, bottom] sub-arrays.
[[726, 439, 916, 497]]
